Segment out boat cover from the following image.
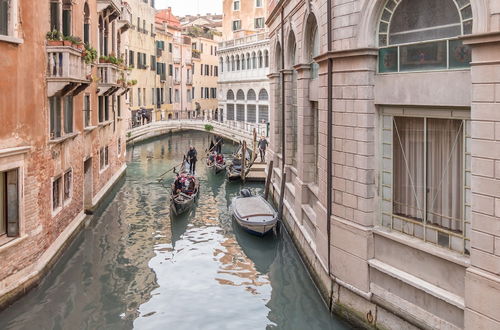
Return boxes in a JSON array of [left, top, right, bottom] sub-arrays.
[[233, 196, 275, 218]]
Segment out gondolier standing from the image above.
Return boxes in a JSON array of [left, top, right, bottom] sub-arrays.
[[187, 146, 198, 175], [215, 135, 223, 154], [258, 136, 268, 162]]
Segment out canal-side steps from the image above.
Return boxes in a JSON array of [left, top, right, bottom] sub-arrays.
[[245, 161, 267, 182], [126, 120, 256, 146]]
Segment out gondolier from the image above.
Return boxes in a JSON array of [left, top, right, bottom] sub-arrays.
[[215, 135, 223, 154], [186, 146, 198, 175]]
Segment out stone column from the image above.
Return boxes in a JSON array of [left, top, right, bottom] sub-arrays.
[[463, 32, 500, 329]]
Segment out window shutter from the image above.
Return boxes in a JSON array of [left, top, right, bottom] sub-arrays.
[[6, 169, 19, 237]]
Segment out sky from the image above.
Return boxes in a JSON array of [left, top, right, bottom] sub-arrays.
[[155, 0, 223, 16]]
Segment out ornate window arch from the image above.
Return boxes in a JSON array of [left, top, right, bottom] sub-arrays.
[[227, 90, 234, 100], [304, 14, 319, 79], [258, 50, 263, 68], [246, 52, 251, 69], [236, 54, 240, 70], [251, 51, 257, 69], [258, 89, 268, 101], [83, 2, 90, 44], [241, 53, 246, 70], [378, 0, 472, 72], [247, 89, 256, 101], [264, 50, 269, 67], [236, 89, 245, 100]]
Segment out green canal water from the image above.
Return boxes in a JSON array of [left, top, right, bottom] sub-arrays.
[[0, 131, 351, 330]]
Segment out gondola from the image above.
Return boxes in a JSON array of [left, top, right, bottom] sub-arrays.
[[226, 146, 252, 181], [170, 161, 200, 216]]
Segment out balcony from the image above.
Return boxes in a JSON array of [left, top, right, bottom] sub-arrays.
[[117, 5, 131, 32], [173, 78, 181, 85], [97, 0, 121, 20], [173, 57, 181, 64], [218, 32, 268, 51], [97, 63, 122, 95], [46, 45, 90, 97]]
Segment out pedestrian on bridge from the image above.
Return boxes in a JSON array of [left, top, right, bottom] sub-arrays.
[[258, 136, 269, 163]]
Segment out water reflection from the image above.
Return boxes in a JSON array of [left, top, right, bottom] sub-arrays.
[[0, 131, 350, 330]]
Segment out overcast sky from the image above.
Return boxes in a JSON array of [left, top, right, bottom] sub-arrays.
[[156, 0, 222, 16]]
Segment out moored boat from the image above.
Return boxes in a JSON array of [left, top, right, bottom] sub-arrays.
[[231, 189, 278, 236]]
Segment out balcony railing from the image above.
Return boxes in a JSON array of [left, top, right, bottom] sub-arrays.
[[46, 45, 90, 97], [97, 63, 122, 95], [219, 32, 268, 50], [173, 57, 181, 64], [173, 78, 181, 85]]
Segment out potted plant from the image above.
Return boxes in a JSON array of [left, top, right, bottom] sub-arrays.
[[72, 36, 84, 50], [99, 55, 109, 63], [83, 44, 98, 64], [62, 35, 73, 47], [46, 29, 62, 46]]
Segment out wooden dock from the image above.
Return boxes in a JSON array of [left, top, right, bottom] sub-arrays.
[[245, 161, 267, 182]]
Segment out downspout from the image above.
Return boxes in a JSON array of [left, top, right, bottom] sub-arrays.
[[280, 8, 285, 172], [326, 0, 333, 280]]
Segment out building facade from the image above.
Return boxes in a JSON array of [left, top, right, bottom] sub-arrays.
[[218, 0, 270, 136], [267, 0, 500, 329], [124, 0, 157, 126], [0, 0, 128, 307]]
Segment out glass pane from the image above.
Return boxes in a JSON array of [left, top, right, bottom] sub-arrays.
[[449, 39, 471, 68], [393, 117, 425, 221], [0, 0, 8, 36], [456, 0, 470, 7], [236, 104, 245, 121], [426, 118, 463, 232], [463, 20, 472, 35], [379, 21, 388, 33], [461, 5, 472, 20], [62, 9, 71, 36], [226, 104, 234, 120], [379, 47, 398, 73], [258, 105, 268, 122], [390, 25, 461, 45], [247, 105, 256, 123], [379, 34, 388, 47], [390, 0, 460, 43], [399, 41, 447, 71]]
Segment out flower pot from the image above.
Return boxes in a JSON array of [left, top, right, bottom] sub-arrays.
[[47, 40, 63, 46], [63, 40, 72, 47], [74, 43, 84, 51]]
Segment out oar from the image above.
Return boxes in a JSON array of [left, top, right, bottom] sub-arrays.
[[157, 161, 183, 182]]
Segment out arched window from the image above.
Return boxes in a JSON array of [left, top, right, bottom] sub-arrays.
[[288, 31, 298, 166], [305, 14, 319, 79], [247, 89, 256, 101], [246, 53, 251, 69], [231, 55, 235, 71], [264, 50, 269, 67], [236, 54, 240, 70], [220, 57, 224, 72], [258, 89, 268, 101], [226, 56, 230, 71], [378, 0, 472, 72], [275, 42, 282, 71], [236, 89, 245, 100], [252, 51, 257, 69], [258, 50, 263, 68], [227, 90, 234, 100], [83, 2, 90, 44], [242, 54, 246, 70]]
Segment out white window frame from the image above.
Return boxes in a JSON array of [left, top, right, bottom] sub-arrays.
[[0, 159, 23, 244], [255, 17, 265, 29], [378, 108, 471, 254], [233, 0, 240, 11], [0, 0, 22, 44], [255, 0, 263, 8], [52, 175, 63, 216], [232, 20, 241, 31], [63, 168, 72, 205]]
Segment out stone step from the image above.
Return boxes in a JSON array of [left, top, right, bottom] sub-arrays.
[[245, 171, 267, 182]]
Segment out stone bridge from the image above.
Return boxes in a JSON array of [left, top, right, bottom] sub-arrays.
[[126, 119, 269, 146]]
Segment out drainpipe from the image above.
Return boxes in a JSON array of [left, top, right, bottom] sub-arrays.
[[326, 0, 333, 279], [280, 8, 285, 172]]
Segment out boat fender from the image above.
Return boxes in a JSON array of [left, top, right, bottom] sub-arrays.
[[240, 189, 252, 197]]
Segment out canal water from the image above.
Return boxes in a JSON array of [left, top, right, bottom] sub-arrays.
[[0, 131, 351, 330]]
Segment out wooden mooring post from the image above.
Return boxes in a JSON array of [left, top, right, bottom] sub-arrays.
[[278, 171, 286, 220], [241, 140, 247, 182], [264, 160, 273, 200]]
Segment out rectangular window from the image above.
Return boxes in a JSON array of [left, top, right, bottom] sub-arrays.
[[138, 88, 142, 107], [100, 147, 109, 170], [62, 3, 71, 36], [256, 0, 263, 7], [255, 17, 264, 29], [0, 169, 19, 237], [169, 88, 172, 104], [187, 89, 192, 102], [233, 0, 240, 10], [381, 114, 471, 253], [151, 55, 156, 71], [169, 64, 173, 76], [129, 50, 135, 67], [117, 95, 121, 117], [169, 43, 173, 52], [232, 20, 241, 31], [84, 94, 91, 127], [175, 89, 179, 103], [50, 1, 60, 32], [63, 169, 72, 201], [0, 0, 9, 36], [49, 96, 62, 139], [52, 176, 62, 211], [63, 95, 73, 133]]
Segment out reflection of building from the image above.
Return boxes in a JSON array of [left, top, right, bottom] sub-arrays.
[[267, 0, 500, 329], [154, 19, 174, 120], [218, 0, 270, 130], [0, 0, 128, 306]]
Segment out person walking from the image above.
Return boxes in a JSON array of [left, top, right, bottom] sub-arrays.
[[258, 136, 268, 163], [186, 146, 198, 175]]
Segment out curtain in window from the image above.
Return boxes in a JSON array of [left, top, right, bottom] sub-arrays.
[[0, 0, 8, 36], [393, 117, 425, 220], [427, 119, 463, 231]]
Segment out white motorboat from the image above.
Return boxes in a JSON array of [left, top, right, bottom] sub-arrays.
[[231, 190, 278, 236]]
